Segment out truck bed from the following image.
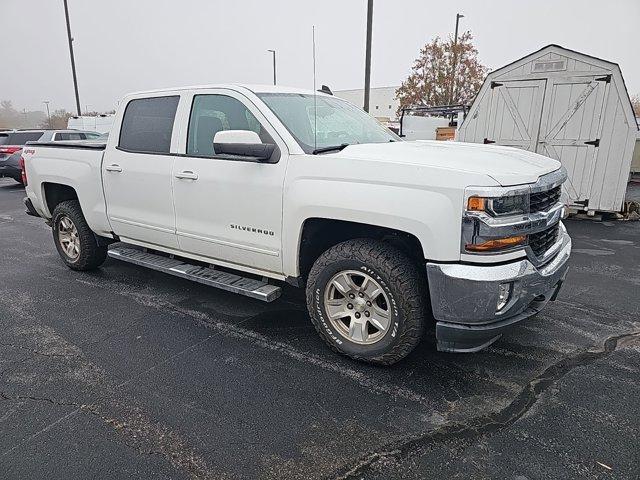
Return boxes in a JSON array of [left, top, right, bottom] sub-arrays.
[[22, 141, 112, 237]]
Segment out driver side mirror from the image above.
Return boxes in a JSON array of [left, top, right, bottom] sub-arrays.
[[213, 130, 275, 162]]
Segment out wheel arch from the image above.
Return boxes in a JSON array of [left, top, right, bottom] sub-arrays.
[[43, 182, 79, 217], [293, 217, 426, 283]]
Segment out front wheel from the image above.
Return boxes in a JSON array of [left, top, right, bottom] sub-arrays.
[[52, 200, 107, 271], [306, 239, 428, 365]]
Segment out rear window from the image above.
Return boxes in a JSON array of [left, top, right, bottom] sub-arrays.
[[118, 96, 179, 153], [5, 131, 45, 145]]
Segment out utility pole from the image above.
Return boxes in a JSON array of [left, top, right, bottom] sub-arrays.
[[363, 0, 373, 112], [63, 0, 82, 116], [450, 13, 464, 105], [43, 101, 51, 128], [267, 50, 276, 85], [22, 109, 28, 127]]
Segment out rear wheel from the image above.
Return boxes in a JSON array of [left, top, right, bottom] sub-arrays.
[[52, 200, 107, 271], [306, 239, 427, 365]]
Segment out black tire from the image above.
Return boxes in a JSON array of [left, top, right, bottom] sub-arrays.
[[306, 239, 427, 365], [52, 200, 107, 271]]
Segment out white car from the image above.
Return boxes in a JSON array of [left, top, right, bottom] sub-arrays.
[[21, 84, 571, 365]]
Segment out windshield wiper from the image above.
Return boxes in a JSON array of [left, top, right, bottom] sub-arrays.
[[312, 143, 350, 155]]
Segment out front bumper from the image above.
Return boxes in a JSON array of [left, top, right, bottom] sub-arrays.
[[426, 229, 571, 352]]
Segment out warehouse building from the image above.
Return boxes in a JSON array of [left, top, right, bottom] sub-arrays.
[[334, 86, 400, 122]]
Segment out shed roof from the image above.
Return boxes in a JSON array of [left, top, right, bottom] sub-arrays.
[[485, 44, 637, 129]]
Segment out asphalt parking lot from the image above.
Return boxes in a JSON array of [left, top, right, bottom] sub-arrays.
[[1, 177, 639, 480]]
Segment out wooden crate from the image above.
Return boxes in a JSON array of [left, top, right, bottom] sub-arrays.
[[436, 126, 456, 141]]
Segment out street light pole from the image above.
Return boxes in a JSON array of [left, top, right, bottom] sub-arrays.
[[267, 50, 276, 85], [63, 0, 82, 116], [43, 101, 51, 128], [450, 13, 464, 105], [363, 0, 373, 112]]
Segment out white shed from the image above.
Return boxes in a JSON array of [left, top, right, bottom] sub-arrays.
[[457, 45, 638, 213]]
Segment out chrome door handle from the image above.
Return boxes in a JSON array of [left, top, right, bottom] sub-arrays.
[[175, 171, 198, 180], [105, 164, 122, 172]]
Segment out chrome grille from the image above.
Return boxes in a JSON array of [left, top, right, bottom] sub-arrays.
[[530, 186, 561, 213], [529, 224, 559, 257]]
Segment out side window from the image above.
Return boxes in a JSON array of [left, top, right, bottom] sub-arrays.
[[187, 94, 274, 157], [56, 132, 83, 141], [119, 96, 179, 153]]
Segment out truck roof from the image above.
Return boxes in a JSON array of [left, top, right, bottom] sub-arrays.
[[124, 84, 333, 98]]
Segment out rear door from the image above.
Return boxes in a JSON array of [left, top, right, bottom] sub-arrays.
[[536, 75, 609, 207], [102, 95, 180, 248], [484, 80, 546, 151]]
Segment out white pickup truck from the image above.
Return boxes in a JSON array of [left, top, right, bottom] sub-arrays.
[[22, 84, 571, 365]]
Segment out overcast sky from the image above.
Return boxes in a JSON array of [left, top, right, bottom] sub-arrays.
[[1, 0, 638, 113]]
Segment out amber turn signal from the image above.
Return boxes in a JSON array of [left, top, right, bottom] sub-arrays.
[[466, 235, 527, 252], [467, 196, 486, 211]]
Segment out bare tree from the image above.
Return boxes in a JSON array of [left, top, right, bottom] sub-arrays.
[[0, 100, 47, 128], [396, 32, 488, 114], [39, 109, 73, 129]]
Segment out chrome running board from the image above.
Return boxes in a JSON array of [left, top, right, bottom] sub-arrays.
[[108, 246, 281, 302]]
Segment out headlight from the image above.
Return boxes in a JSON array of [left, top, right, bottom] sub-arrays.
[[465, 235, 527, 252], [467, 194, 529, 217], [464, 192, 530, 253]]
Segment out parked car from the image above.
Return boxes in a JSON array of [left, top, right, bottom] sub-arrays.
[[22, 85, 571, 364], [0, 129, 100, 184]]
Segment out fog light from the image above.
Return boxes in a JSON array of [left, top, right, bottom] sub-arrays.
[[497, 282, 513, 311]]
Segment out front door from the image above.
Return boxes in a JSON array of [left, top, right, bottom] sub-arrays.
[[172, 90, 287, 274], [536, 76, 609, 207], [485, 79, 546, 151], [103, 95, 180, 249]]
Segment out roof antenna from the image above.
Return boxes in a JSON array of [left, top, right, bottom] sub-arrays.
[[312, 25, 317, 152]]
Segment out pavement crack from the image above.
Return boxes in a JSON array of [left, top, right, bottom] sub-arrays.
[[78, 403, 216, 480], [332, 330, 640, 479], [0, 392, 216, 480], [0, 391, 88, 409]]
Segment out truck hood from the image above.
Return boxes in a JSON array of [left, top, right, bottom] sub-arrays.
[[334, 140, 561, 186]]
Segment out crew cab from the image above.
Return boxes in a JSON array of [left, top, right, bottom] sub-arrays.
[[21, 85, 571, 364]]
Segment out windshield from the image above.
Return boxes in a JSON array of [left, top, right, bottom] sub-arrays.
[[257, 93, 399, 153]]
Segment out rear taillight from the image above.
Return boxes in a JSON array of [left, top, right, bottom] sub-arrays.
[[19, 155, 27, 186], [0, 145, 22, 155]]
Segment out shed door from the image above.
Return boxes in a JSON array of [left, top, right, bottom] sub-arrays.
[[484, 80, 546, 151], [537, 75, 609, 207]]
